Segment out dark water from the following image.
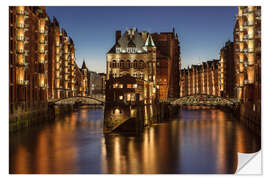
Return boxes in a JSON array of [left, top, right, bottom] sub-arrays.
[[9, 106, 260, 174]]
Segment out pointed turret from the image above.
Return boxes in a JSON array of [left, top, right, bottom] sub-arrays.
[[145, 34, 155, 47], [82, 60, 87, 69]]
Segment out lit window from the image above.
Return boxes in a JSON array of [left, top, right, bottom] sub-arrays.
[[119, 96, 123, 100], [119, 84, 123, 88], [113, 84, 118, 88], [127, 94, 131, 101], [127, 84, 132, 88], [133, 84, 137, 88]]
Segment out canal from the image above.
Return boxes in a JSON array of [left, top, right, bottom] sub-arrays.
[[9, 106, 260, 174]]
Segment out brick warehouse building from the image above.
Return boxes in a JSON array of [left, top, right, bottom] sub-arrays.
[[219, 40, 235, 98], [180, 60, 220, 97], [9, 6, 90, 130], [151, 28, 181, 99], [233, 6, 261, 134], [9, 7, 49, 115]]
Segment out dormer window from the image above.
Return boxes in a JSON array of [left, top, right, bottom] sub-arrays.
[[127, 47, 136, 53], [116, 48, 121, 53]]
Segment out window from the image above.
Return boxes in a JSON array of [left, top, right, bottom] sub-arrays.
[[127, 84, 132, 88], [119, 84, 123, 88], [126, 60, 130, 68], [113, 83, 118, 88], [119, 96, 123, 100], [120, 60, 124, 69], [127, 93, 131, 101], [140, 73, 144, 79], [112, 60, 117, 68], [133, 84, 137, 88], [133, 60, 138, 69], [139, 60, 145, 69], [116, 48, 121, 53]]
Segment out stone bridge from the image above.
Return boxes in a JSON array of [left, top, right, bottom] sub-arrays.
[[165, 95, 239, 107], [49, 95, 105, 105]]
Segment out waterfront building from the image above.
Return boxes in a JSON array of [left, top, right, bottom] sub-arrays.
[[81, 60, 89, 96], [180, 60, 220, 97], [106, 74, 154, 105], [74, 63, 84, 96], [234, 6, 261, 103], [106, 28, 157, 103], [9, 6, 84, 130], [219, 40, 235, 98], [151, 28, 181, 99], [98, 73, 106, 95], [9, 6, 50, 116], [234, 6, 261, 134]]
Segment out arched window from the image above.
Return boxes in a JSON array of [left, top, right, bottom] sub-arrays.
[[120, 60, 124, 69], [126, 60, 130, 68], [112, 60, 117, 68], [133, 60, 138, 69], [139, 60, 145, 69], [140, 73, 144, 79]]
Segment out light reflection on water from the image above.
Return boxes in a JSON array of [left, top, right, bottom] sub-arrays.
[[9, 106, 260, 174]]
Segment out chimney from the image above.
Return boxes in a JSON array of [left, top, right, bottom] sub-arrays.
[[141, 30, 148, 42], [116, 30, 121, 43]]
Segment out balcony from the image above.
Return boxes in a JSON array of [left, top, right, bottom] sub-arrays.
[[16, 61, 28, 68], [24, 24, 29, 32], [17, 79, 29, 86], [248, 48, 254, 53], [16, 7, 24, 15], [40, 84, 47, 89], [25, 50, 29, 56]]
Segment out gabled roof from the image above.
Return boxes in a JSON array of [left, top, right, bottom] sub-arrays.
[[128, 40, 136, 47]]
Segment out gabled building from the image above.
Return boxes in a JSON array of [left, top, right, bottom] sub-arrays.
[[106, 28, 157, 103], [151, 28, 181, 99]]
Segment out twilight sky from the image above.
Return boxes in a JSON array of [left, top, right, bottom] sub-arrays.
[[46, 6, 238, 73]]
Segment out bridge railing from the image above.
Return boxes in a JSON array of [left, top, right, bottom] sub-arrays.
[[169, 95, 239, 106]]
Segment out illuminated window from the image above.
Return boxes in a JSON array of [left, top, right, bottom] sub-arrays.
[[133, 84, 137, 88], [127, 84, 132, 88], [119, 84, 123, 88], [113, 84, 118, 88], [119, 96, 123, 100]]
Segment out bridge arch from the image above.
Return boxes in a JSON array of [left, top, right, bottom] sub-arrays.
[[51, 96, 105, 105], [170, 95, 238, 106]]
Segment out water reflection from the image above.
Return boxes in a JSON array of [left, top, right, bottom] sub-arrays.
[[9, 106, 260, 174]]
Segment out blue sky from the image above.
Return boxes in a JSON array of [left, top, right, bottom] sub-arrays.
[[46, 6, 238, 73]]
